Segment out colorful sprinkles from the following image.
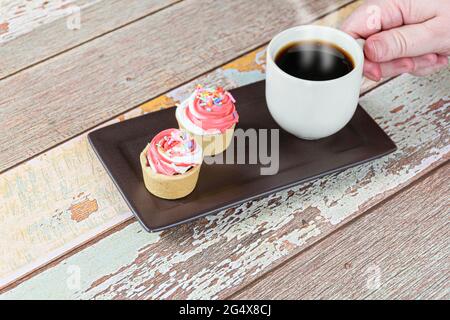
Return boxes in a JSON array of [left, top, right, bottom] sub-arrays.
[[155, 130, 196, 157], [195, 84, 236, 109]]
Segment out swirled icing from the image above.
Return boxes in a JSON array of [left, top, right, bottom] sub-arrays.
[[176, 85, 239, 135], [146, 129, 202, 176]]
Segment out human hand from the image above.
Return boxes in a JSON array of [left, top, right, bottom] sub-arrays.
[[341, 0, 450, 81]]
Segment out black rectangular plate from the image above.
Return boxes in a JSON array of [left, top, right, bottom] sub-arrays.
[[88, 81, 396, 232]]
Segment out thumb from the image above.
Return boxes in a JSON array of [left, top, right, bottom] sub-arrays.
[[341, 0, 437, 39], [364, 22, 439, 62]]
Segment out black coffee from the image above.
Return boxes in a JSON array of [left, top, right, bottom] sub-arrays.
[[275, 40, 354, 81]]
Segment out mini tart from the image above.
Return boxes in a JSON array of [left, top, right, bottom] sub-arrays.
[[176, 85, 239, 156], [140, 129, 202, 200], [178, 122, 235, 157], [140, 146, 201, 199]]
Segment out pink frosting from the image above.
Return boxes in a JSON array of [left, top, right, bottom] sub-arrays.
[[146, 129, 202, 176], [186, 86, 239, 133]]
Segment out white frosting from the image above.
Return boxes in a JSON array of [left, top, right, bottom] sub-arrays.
[[176, 93, 222, 136], [148, 155, 157, 173]]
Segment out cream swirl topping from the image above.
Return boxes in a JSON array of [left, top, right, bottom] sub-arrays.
[[146, 128, 202, 176], [176, 85, 239, 135]]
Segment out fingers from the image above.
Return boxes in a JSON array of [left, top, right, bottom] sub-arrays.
[[341, 0, 437, 39], [379, 53, 438, 77], [341, 0, 403, 39], [341, 0, 449, 81], [363, 60, 382, 81], [363, 54, 449, 80], [410, 55, 449, 76], [364, 22, 442, 62]]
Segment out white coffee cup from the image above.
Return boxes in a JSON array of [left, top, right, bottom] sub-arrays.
[[266, 25, 364, 140]]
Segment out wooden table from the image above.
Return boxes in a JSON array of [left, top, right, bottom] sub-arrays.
[[0, 0, 448, 300]]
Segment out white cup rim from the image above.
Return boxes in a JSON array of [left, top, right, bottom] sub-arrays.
[[267, 25, 364, 84]]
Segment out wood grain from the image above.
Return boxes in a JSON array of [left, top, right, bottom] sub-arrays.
[[231, 163, 449, 300], [0, 2, 366, 289], [2, 66, 448, 298], [0, 0, 353, 173], [0, 0, 182, 79], [1, 1, 86, 43]]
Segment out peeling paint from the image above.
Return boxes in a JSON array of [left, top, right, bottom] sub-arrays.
[[69, 197, 98, 222], [0, 0, 100, 44], [0, 22, 9, 35], [1, 0, 448, 299], [3, 68, 447, 299]]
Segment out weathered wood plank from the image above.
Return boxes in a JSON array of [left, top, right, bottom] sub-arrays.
[[0, 0, 353, 173], [232, 164, 449, 300], [0, 2, 365, 288], [2, 66, 448, 298], [0, 0, 182, 79], [1, 0, 87, 43]]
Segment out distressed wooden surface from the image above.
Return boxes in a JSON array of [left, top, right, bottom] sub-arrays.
[[0, 0, 182, 79], [1, 0, 448, 300], [2, 67, 448, 298], [0, 1, 365, 288], [0, 0, 352, 173], [0, 0, 90, 43], [232, 163, 449, 300]]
